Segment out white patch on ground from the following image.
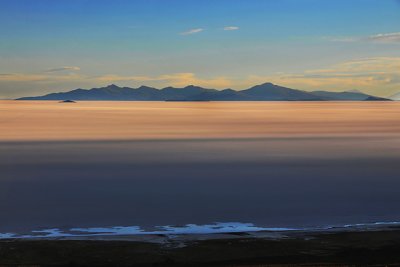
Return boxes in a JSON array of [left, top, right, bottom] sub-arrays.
[[2, 221, 400, 240], [0, 222, 295, 239], [0, 233, 15, 238]]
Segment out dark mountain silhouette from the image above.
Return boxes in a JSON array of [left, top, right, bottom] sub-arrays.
[[311, 90, 374, 101], [364, 96, 392, 101], [17, 82, 387, 101], [160, 85, 218, 100], [185, 88, 250, 101], [241, 83, 321, 101]]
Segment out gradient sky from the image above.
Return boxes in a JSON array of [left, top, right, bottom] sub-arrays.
[[1, 0, 400, 98]]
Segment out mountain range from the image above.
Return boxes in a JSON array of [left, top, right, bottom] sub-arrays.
[[17, 83, 392, 101]]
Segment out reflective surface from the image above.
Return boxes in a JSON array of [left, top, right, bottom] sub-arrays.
[[1, 101, 400, 234]]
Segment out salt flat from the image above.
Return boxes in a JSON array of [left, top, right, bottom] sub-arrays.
[[1, 100, 400, 234], [1, 100, 400, 141]]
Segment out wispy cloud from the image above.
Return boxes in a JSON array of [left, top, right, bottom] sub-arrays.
[[45, 66, 81, 73], [180, 28, 204, 35], [223, 26, 239, 31], [367, 32, 400, 43], [327, 32, 400, 44]]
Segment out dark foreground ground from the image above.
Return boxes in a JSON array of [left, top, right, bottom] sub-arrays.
[[1, 229, 400, 267]]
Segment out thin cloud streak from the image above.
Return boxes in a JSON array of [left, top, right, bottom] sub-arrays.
[[368, 32, 400, 43], [45, 66, 81, 73], [327, 32, 400, 44], [180, 28, 204, 35], [223, 26, 239, 31]]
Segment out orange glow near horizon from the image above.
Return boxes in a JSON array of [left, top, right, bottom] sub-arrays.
[[1, 100, 400, 142]]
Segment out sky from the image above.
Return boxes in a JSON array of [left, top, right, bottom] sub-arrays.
[[0, 0, 400, 98]]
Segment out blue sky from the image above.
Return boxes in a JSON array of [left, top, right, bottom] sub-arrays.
[[1, 0, 400, 98]]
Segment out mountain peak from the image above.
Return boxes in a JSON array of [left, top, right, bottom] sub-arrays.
[[246, 82, 283, 92], [106, 84, 120, 89], [260, 82, 274, 86], [184, 85, 202, 89]]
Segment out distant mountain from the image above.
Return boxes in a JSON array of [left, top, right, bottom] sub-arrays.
[[311, 90, 374, 101], [241, 83, 321, 101], [187, 89, 247, 101], [364, 96, 392, 101], [19, 84, 165, 101], [390, 92, 400, 101], [18, 84, 217, 101], [17, 83, 388, 101]]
